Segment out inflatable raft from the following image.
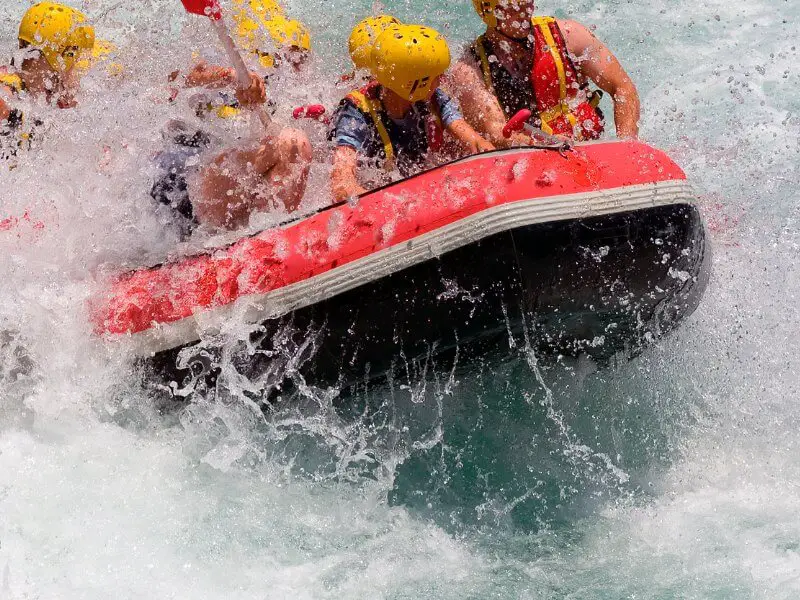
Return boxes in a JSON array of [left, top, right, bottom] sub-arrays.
[[92, 140, 710, 397]]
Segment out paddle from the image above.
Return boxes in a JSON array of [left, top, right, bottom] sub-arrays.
[[180, 0, 271, 127]]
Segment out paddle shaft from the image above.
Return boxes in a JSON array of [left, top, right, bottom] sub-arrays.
[[210, 18, 250, 88], [208, 15, 272, 128]]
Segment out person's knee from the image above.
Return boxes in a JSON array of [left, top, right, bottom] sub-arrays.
[[276, 128, 313, 163]]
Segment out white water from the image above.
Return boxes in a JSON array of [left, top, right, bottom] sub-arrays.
[[0, 0, 799, 597]]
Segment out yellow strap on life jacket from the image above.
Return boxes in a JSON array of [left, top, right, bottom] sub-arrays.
[[0, 73, 23, 94], [347, 89, 395, 169], [532, 16, 577, 133], [474, 36, 495, 95], [538, 103, 577, 129]]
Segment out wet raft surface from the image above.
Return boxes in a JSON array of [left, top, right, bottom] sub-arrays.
[[149, 202, 709, 402]]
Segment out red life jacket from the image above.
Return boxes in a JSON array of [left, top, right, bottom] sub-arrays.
[[474, 16, 604, 140]]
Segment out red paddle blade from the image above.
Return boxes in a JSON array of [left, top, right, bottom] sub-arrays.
[[502, 108, 533, 138], [180, 0, 222, 20]]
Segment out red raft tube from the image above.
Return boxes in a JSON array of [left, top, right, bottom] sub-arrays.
[[91, 140, 710, 399]]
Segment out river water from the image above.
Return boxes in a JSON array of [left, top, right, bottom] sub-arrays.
[[0, 0, 798, 597]]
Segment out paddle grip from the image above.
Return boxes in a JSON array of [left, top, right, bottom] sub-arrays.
[[180, 0, 222, 19], [502, 109, 533, 138]]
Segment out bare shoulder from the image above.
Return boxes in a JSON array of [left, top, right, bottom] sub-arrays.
[[557, 19, 596, 42], [449, 48, 482, 83], [453, 44, 479, 70], [557, 19, 585, 31], [557, 18, 611, 59]]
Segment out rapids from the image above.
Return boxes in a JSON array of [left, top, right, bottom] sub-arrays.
[[0, 0, 798, 597]]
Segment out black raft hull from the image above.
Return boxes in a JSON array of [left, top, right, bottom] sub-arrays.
[[148, 202, 709, 400]]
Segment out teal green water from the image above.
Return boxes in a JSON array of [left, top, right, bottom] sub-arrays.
[[0, 0, 798, 597]]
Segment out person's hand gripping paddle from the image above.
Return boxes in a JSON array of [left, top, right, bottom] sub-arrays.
[[503, 108, 572, 152], [180, 0, 272, 129]]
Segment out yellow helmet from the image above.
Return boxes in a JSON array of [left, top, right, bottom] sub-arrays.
[[472, 0, 498, 28], [75, 39, 123, 77], [233, 0, 285, 21], [18, 2, 95, 72], [263, 17, 311, 52], [235, 15, 266, 55], [348, 15, 400, 71], [235, 15, 310, 69], [371, 25, 451, 103]]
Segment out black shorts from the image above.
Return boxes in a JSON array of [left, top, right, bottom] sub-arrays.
[[150, 129, 211, 237]]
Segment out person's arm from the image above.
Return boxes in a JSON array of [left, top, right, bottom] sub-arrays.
[[0, 97, 10, 122], [177, 62, 266, 110], [446, 58, 530, 148], [184, 60, 236, 89], [434, 88, 495, 154], [329, 103, 374, 201], [330, 145, 367, 202], [560, 20, 640, 139], [446, 119, 495, 153]]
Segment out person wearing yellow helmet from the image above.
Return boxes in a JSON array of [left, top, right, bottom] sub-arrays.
[[449, 0, 640, 147], [175, 5, 311, 102], [0, 2, 95, 161], [329, 24, 494, 202], [152, 14, 313, 232], [234, 12, 311, 73], [173, 12, 311, 121], [16, 1, 95, 74]]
